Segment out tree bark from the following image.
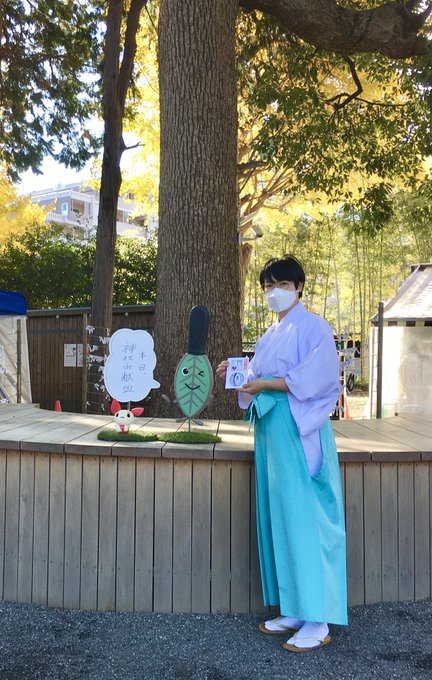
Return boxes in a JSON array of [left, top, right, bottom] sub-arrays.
[[87, 0, 145, 413], [155, 0, 242, 419], [241, 0, 431, 58]]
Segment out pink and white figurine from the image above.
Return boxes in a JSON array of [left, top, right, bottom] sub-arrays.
[[110, 399, 144, 434]]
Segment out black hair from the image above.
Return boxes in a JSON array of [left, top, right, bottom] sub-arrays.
[[259, 256, 305, 298]]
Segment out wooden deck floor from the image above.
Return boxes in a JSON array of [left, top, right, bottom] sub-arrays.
[[0, 403, 429, 461]]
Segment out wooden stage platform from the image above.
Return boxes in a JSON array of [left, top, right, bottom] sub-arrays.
[[0, 404, 430, 614]]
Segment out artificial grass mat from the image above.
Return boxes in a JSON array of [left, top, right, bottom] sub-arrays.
[[97, 429, 221, 444], [97, 429, 158, 442], [157, 431, 221, 444]]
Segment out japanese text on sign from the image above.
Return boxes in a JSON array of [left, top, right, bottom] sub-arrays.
[[103, 329, 160, 402]]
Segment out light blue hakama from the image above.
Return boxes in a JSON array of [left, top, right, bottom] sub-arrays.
[[246, 390, 348, 626]]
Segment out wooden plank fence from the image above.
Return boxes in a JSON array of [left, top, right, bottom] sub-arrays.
[[0, 406, 430, 613], [27, 305, 155, 413]]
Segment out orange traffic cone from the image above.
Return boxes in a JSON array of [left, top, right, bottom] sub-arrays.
[[344, 395, 351, 420], [54, 400, 62, 412]]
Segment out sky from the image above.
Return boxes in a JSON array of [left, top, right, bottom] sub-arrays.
[[17, 156, 93, 196], [17, 128, 142, 196]]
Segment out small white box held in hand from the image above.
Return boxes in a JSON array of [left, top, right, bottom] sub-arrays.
[[225, 357, 249, 389]]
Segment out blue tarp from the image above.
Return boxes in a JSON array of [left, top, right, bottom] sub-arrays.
[[0, 291, 26, 316]]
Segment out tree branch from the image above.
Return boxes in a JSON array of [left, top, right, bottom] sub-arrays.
[[355, 98, 407, 108], [240, 0, 431, 58], [239, 165, 296, 220], [325, 56, 362, 111], [124, 141, 143, 151], [118, 0, 147, 111]]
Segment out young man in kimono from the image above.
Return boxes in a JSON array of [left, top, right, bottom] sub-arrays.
[[217, 255, 347, 652]]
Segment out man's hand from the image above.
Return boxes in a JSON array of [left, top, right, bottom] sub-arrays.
[[238, 378, 289, 395], [237, 379, 268, 395], [216, 360, 229, 380]]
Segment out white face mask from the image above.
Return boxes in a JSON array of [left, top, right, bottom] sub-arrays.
[[264, 287, 298, 313]]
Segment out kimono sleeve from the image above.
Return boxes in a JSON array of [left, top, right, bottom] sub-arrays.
[[285, 316, 339, 402], [285, 316, 339, 436]]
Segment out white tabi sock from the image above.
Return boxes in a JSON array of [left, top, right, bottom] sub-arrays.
[[264, 615, 305, 632], [286, 621, 329, 648]]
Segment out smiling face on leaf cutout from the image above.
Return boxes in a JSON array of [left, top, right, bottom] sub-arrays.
[[173, 306, 214, 419], [174, 353, 213, 418]]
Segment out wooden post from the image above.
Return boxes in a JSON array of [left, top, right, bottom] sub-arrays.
[[82, 313, 88, 413], [16, 318, 22, 403], [376, 301, 384, 419]]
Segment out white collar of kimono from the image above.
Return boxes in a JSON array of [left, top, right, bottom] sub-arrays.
[[275, 300, 306, 326]]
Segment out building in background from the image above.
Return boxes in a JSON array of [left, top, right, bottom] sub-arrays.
[[369, 263, 432, 416], [30, 183, 149, 238]]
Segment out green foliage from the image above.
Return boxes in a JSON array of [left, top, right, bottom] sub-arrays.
[[0, 223, 94, 308], [0, 223, 157, 309], [1, 0, 103, 179], [341, 183, 394, 235], [236, 10, 432, 211], [243, 194, 425, 346], [390, 178, 432, 262], [113, 238, 157, 306]]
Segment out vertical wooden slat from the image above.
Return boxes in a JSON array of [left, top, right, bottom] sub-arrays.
[[381, 463, 399, 602], [430, 462, 432, 600], [64, 455, 82, 609], [32, 453, 50, 605], [172, 460, 192, 613], [4, 451, 20, 601], [134, 458, 154, 612], [250, 466, 264, 612], [0, 450, 6, 598], [211, 461, 231, 613], [414, 462, 430, 600], [339, 463, 346, 513], [18, 452, 34, 602], [49, 318, 55, 411], [363, 463, 382, 604], [48, 454, 66, 607], [153, 459, 173, 612], [98, 456, 117, 611], [231, 462, 250, 612], [191, 460, 211, 613], [345, 463, 364, 606], [80, 456, 100, 610], [116, 457, 136, 612], [398, 463, 414, 601]]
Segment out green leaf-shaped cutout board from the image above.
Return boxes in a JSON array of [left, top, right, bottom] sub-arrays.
[[174, 353, 214, 418]]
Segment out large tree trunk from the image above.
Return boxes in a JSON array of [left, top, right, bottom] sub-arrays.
[[155, 0, 242, 419]]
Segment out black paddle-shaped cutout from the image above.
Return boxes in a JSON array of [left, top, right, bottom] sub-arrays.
[[188, 306, 210, 355]]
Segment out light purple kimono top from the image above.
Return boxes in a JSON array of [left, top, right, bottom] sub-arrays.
[[239, 301, 340, 468]]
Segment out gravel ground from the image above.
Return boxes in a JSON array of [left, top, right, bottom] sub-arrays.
[[0, 600, 431, 679]]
